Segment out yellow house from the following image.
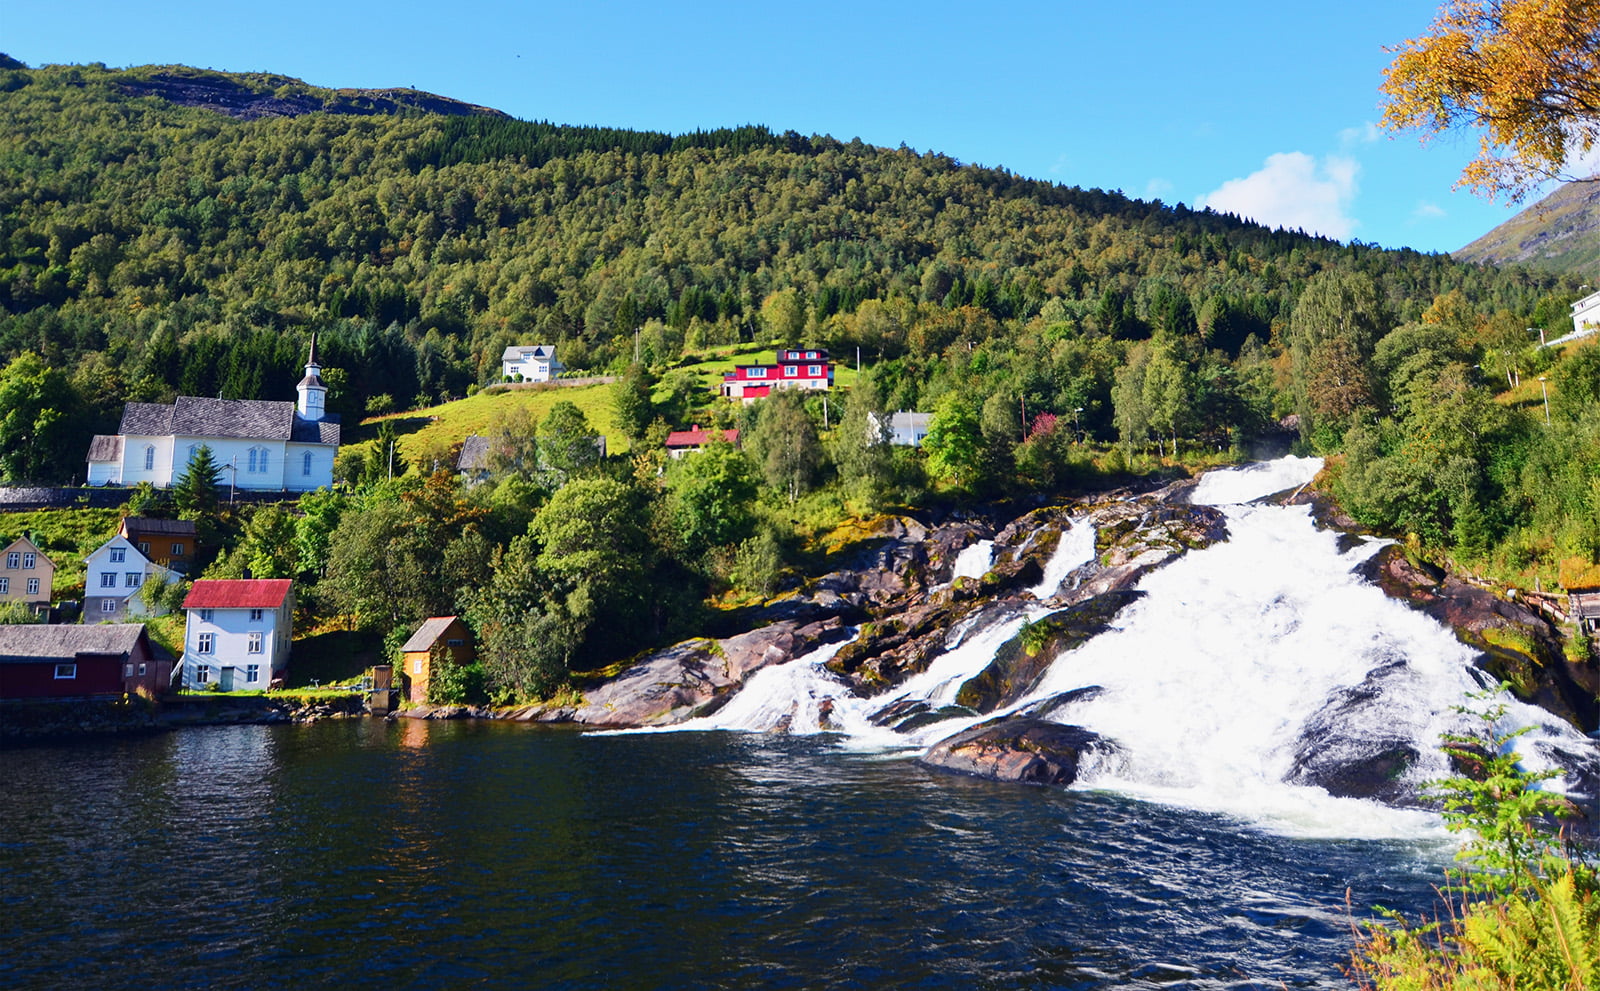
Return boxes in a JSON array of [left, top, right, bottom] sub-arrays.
[[0, 537, 54, 607], [399, 616, 475, 703]]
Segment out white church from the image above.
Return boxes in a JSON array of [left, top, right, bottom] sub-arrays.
[[86, 339, 341, 491]]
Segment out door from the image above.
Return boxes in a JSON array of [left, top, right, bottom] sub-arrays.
[[219, 666, 235, 692]]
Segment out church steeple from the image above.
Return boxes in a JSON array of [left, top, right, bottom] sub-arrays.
[[296, 332, 327, 421]]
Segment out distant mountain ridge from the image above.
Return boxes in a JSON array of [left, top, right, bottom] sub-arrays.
[[1454, 179, 1600, 275]]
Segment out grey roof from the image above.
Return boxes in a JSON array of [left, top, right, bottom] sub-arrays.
[[458, 435, 490, 472], [121, 517, 198, 537], [501, 345, 555, 362], [0, 623, 148, 664], [87, 435, 124, 463], [290, 417, 341, 445], [401, 617, 462, 653], [118, 397, 338, 446]]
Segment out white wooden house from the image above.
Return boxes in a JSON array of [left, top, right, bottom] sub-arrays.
[[179, 579, 294, 691], [82, 535, 180, 622]]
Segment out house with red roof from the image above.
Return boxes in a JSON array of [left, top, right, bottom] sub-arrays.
[[664, 425, 740, 459], [721, 348, 833, 402], [178, 579, 294, 691]]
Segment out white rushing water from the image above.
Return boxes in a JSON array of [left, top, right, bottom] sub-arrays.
[[945, 539, 994, 587], [636, 456, 1593, 839]]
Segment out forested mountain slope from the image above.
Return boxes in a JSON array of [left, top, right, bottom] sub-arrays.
[[0, 58, 1581, 436]]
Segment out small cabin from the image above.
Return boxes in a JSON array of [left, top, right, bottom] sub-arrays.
[[1560, 560, 1600, 636], [400, 616, 475, 703]]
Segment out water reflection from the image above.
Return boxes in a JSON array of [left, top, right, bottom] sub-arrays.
[[1, 723, 1446, 990]]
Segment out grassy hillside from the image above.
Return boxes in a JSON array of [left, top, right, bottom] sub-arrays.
[[1454, 180, 1600, 275]]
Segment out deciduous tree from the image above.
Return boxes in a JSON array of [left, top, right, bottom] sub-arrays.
[[1381, 0, 1600, 199]]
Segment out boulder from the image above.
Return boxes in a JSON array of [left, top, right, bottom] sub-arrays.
[[1358, 544, 1597, 730], [954, 592, 1143, 712], [558, 617, 851, 727], [918, 716, 1115, 786]]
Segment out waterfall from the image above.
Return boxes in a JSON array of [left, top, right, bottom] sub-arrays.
[[942, 539, 994, 589], [626, 457, 1595, 838]]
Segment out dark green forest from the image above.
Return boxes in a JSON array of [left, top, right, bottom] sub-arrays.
[[2, 59, 1598, 697]]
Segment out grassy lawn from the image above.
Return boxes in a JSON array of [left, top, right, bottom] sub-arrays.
[[0, 507, 125, 599], [349, 347, 863, 470]]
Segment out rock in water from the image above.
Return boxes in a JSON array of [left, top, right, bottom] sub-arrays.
[[918, 716, 1114, 786]]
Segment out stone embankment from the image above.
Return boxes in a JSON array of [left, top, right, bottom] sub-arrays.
[[1, 694, 366, 744]]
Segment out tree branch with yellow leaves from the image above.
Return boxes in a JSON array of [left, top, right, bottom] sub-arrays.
[[1380, 0, 1600, 201]]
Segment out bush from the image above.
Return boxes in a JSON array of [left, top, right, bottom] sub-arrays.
[[1350, 689, 1600, 990], [427, 660, 488, 706]]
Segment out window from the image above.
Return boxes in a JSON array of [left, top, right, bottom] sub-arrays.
[[137, 663, 146, 676], [249, 608, 264, 622], [125, 572, 142, 588], [808, 365, 822, 377], [144, 445, 155, 471], [110, 547, 126, 563], [199, 608, 213, 623], [748, 367, 767, 378], [413, 658, 423, 675], [302, 451, 313, 477], [246, 664, 260, 683], [20, 553, 32, 569], [4, 552, 16, 568], [100, 573, 116, 588], [171, 543, 184, 557], [137, 542, 149, 555], [100, 599, 116, 613], [0, 578, 7, 594], [197, 632, 213, 653], [446, 638, 464, 647], [195, 664, 209, 684], [248, 632, 263, 654], [247, 447, 269, 474], [784, 365, 797, 376], [125, 663, 133, 677], [26, 578, 39, 596], [53, 664, 76, 680], [186, 445, 198, 464], [806, 351, 818, 359]]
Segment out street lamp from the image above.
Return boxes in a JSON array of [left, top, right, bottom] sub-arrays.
[[1073, 407, 1084, 442], [1538, 376, 1551, 426]]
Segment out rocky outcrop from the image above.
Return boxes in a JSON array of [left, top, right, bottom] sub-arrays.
[[546, 617, 851, 727], [1285, 660, 1433, 805], [119, 70, 507, 121], [954, 592, 1143, 713], [1357, 545, 1599, 730], [918, 716, 1115, 786]]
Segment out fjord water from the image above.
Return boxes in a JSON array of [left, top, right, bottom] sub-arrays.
[[1, 720, 1445, 990]]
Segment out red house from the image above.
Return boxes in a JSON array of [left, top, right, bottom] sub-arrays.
[[722, 348, 833, 402], [664, 426, 739, 459], [0, 623, 172, 700]]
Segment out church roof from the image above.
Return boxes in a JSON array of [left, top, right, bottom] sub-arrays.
[[86, 435, 124, 463], [118, 397, 339, 446]]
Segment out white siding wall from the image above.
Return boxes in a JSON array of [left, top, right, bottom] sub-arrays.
[[116, 435, 176, 487], [181, 600, 291, 690], [284, 443, 336, 491], [82, 538, 175, 621]]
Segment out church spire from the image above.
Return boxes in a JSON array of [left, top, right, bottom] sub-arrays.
[[296, 332, 327, 421]]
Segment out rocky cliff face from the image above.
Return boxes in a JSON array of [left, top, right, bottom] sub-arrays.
[[118, 69, 507, 121], [1453, 180, 1600, 275]]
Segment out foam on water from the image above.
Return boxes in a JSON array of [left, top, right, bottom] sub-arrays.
[[1030, 521, 1096, 600]]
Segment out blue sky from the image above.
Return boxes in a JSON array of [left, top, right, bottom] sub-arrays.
[[0, 0, 1562, 253]]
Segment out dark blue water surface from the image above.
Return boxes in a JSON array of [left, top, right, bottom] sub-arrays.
[[0, 721, 1446, 990]]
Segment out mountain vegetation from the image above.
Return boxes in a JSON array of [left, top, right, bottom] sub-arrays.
[[0, 56, 1598, 698], [1454, 179, 1600, 273]]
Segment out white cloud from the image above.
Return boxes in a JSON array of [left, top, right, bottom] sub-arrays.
[[1197, 152, 1361, 240], [1339, 122, 1381, 148], [1144, 177, 1174, 199], [1412, 201, 1447, 220]]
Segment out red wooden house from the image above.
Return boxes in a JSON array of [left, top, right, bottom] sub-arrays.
[[0, 624, 172, 700], [721, 348, 833, 402]]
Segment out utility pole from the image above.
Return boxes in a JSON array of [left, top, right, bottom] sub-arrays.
[[1539, 376, 1551, 426]]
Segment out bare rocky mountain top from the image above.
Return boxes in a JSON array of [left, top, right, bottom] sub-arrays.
[[118, 68, 508, 121]]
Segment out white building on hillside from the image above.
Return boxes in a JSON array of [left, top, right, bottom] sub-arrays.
[[1572, 286, 1600, 340], [82, 535, 180, 622], [179, 579, 294, 691], [86, 339, 340, 491], [501, 345, 564, 382]]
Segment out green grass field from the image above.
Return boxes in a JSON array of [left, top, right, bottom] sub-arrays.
[[354, 346, 861, 469], [0, 507, 125, 598]]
